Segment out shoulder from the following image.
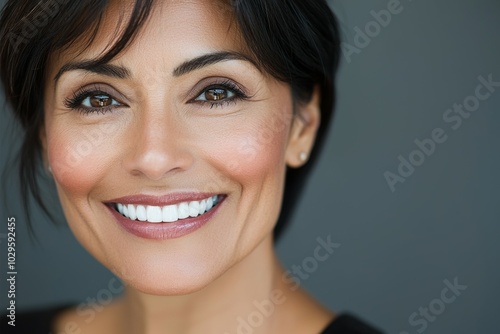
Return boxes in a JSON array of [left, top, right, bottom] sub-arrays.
[[1, 304, 74, 334], [320, 313, 385, 334]]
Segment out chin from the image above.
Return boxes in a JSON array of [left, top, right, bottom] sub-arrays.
[[125, 275, 215, 296], [97, 238, 235, 296]]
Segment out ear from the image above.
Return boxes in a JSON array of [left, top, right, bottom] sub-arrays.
[[285, 85, 321, 168]]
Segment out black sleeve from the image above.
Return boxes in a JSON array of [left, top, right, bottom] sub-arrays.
[[1, 304, 72, 334], [320, 313, 385, 334]]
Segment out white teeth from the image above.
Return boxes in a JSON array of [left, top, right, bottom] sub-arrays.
[[128, 204, 137, 220], [162, 205, 178, 223], [206, 197, 213, 211], [199, 199, 206, 214], [123, 205, 129, 217], [178, 202, 189, 219], [136, 205, 147, 221], [115, 195, 221, 223], [146, 206, 162, 223], [189, 201, 200, 217]]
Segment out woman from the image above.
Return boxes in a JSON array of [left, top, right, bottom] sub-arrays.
[[0, 0, 383, 333]]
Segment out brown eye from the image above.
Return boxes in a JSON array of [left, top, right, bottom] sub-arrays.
[[205, 88, 227, 101], [90, 94, 113, 107], [77, 92, 121, 110], [195, 86, 235, 103], [65, 87, 125, 114]]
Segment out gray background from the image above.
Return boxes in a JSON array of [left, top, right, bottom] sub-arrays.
[[1, 0, 499, 333]]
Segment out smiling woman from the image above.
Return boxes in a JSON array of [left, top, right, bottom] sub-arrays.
[[0, 0, 383, 333]]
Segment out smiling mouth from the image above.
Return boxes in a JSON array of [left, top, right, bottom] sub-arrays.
[[113, 195, 223, 223]]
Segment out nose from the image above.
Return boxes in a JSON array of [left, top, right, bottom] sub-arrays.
[[123, 106, 194, 181]]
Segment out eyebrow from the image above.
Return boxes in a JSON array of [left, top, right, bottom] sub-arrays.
[[54, 51, 258, 84], [172, 51, 258, 77], [54, 61, 131, 83]]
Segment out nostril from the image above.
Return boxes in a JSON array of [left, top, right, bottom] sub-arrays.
[[124, 145, 194, 181]]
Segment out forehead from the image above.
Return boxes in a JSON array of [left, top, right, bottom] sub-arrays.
[[47, 0, 245, 78]]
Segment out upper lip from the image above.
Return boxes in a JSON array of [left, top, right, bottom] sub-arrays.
[[106, 192, 222, 207]]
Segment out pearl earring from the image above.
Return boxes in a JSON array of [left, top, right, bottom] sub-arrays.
[[299, 152, 307, 162]]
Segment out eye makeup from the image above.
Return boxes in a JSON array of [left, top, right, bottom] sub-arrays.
[[63, 77, 251, 115], [64, 83, 126, 115]]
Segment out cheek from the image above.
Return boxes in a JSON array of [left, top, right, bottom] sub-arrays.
[[205, 104, 293, 248], [47, 120, 122, 194], [45, 118, 126, 265], [203, 106, 293, 193]]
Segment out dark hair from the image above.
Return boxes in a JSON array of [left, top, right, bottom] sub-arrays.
[[0, 0, 340, 240]]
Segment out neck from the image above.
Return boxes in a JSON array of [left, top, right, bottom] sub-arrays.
[[120, 234, 286, 334]]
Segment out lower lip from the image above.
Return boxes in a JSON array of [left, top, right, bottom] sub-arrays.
[[107, 196, 225, 240]]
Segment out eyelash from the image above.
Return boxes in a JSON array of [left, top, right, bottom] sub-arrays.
[[64, 80, 248, 115], [64, 84, 122, 115], [191, 79, 248, 108]]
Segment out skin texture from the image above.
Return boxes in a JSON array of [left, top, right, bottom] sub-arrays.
[[41, 1, 333, 333]]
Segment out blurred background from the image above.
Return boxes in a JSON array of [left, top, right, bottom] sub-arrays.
[[1, 0, 499, 333]]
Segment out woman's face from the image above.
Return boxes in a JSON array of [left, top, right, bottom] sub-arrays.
[[42, 0, 319, 295]]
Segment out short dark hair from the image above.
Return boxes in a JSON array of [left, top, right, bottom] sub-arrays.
[[0, 0, 341, 239]]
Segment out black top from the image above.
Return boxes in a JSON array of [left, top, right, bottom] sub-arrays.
[[2, 305, 384, 333]]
